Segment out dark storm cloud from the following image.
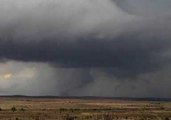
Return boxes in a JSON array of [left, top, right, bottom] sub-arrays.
[[0, 0, 171, 97], [0, 16, 171, 77]]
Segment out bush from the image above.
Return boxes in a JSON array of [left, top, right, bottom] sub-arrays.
[[20, 108, 25, 112], [11, 106, 17, 112], [165, 117, 169, 120], [65, 114, 75, 120]]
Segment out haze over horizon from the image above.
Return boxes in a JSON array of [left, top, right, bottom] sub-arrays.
[[0, 0, 171, 98]]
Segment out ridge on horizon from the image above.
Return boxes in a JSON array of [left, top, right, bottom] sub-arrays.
[[0, 95, 171, 101]]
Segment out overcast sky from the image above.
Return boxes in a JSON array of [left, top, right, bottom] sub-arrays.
[[0, 0, 171, 97]]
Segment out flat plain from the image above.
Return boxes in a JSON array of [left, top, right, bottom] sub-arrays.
[[0, 97, 171, 120]]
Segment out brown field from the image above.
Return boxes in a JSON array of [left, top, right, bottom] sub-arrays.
[[0, 97, 171, 120]]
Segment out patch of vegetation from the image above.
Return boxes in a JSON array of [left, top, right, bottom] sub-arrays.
[[11, 106, 17, 112], [65, 114, 75, 120], [15, 117, 19, 120], [60, 108, 67, 112], [19, 108, 25, 112]]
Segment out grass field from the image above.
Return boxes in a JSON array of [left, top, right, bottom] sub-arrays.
[[0, 97, 171, 120]]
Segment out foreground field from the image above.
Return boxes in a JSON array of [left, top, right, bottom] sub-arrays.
[[0, 97, 171, 120]]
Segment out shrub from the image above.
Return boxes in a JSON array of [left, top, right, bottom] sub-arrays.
[[65, 114, 75, 120], [165, 117, 169, 120], [11, 106, 17, 112], [20, 108, 25, 112]]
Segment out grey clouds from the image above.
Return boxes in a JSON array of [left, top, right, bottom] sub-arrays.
[[0, 0, 171, 97]]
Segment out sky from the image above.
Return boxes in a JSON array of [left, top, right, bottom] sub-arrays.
[[0, 0, 171, 97]]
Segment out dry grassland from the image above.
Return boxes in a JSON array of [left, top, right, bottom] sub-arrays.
[[0, 97, 170, 120]]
